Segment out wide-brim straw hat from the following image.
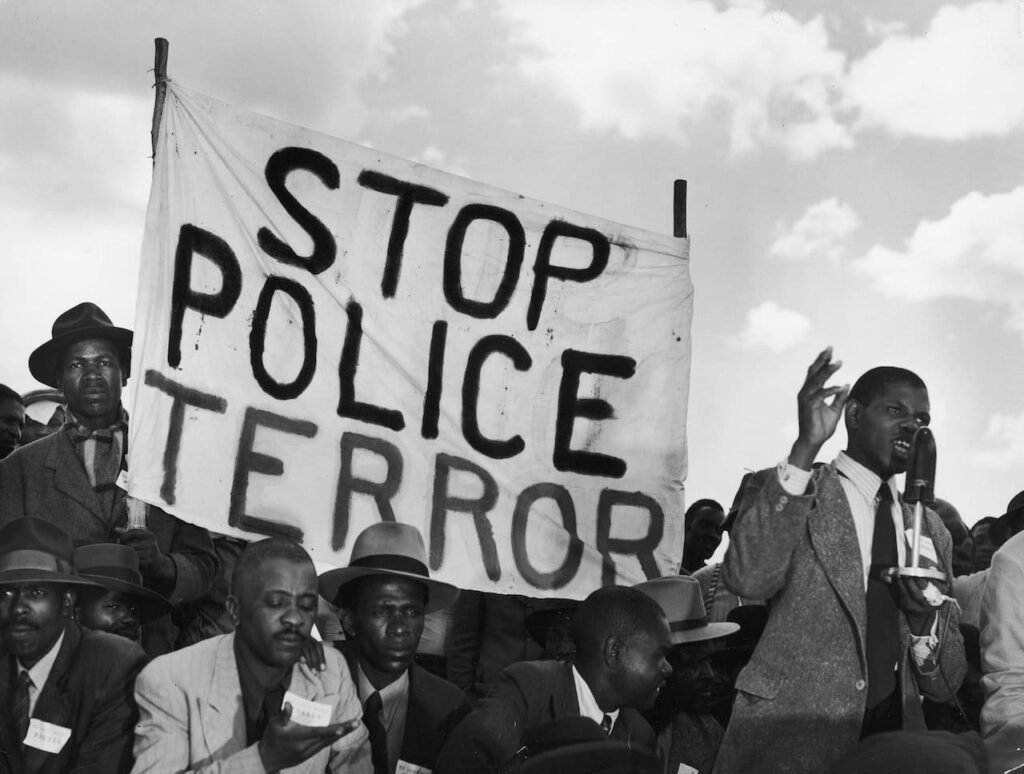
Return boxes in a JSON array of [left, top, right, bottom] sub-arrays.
[[29, 302, 133, 388], [318, 522, 460, 613], [74, 543, 172, 622], [0, 518, 103, 589], [633, 575, 739, 645]]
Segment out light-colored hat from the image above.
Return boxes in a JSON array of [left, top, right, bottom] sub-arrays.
[[633, 575, 739, 645], [318, 523, 460, 613]]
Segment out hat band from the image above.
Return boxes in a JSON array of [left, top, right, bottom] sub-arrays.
[[79, 564, 144, 586], [349, 553, 429, 577], [0, 549, 69, 575], [670, 616, 712, 632]]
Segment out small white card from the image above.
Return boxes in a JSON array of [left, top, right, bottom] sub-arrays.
[[676, 765, 699, 774], [24, 718, 72, 754], [282, 691, 333, 727], [904, 531, 938, 564], [396, 761, 432, 774]]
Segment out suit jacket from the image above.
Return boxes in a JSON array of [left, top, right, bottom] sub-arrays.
[[0, 429, 217, 654], [343, 647, 470, 771], [132, 633, 371, 774], [434, 660, 655, 774], [714, 464, 966, 774], [0, 622, 147, 774], [981, 529, 1024, 773]]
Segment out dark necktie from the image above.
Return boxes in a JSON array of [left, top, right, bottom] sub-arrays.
[[600, 713, 613, 734], [363, 691, 388, 774], [13, 670, 32, 742], [865, 483, 900, 708]]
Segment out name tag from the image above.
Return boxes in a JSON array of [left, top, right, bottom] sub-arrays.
[[282, 691, 333, 727], [676, 765, 699, 774], [904, 531, 938, 564], [24, 719, 72, 754], [397, 761, 431, 774]]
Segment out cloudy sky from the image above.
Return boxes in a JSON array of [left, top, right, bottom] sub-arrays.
[[2, 0, 1022, 526]]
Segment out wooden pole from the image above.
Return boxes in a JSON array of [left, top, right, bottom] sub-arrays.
[[150, 38, 169, 162], [673, 179, 688, 239]]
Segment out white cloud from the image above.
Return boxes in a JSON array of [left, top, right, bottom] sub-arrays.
[[863, 17, 907, 39], [731, 301, 811, 352], [971, 410, 1024, 470], [413, 144, 472, 177], [771, 197, 861, 262], [847, 1, 1024, 139], [852, 186, 1024, 335], [496, 0, 850, 160]]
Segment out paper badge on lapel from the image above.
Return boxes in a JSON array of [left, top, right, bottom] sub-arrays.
[[24, 718, 72, 754]]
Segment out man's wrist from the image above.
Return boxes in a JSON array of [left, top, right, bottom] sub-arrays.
[[788, 438, 821, 471]]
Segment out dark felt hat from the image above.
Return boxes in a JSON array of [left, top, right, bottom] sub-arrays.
[[74, 543, 172, 622], [525, 599, 578, 647], [318, 523, 460, 613], [503, 717, 660, 774], [29, 302, 132, 388], [0, 518, 103, 589], [991, 490, 1024, 545]]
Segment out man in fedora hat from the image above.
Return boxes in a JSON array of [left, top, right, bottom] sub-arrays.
[[0, 302, 217, 655], [133, 537, 371, 773], [436, 585, 671, 774], [319, 522, 470, 774], [0, 517, 148, 774], [74, 543, 172, 643]]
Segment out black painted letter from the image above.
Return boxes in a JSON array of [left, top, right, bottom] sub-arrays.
[[596, 489, 665, 586], [462, 334, 531, 459], [250, 276, 317, 400], [337, 300, 405, 431], [429, 453, 501, 580], [528, 219, 610, 330], [443, 204, 524, 319], [332, 432, 404, 550], [511, 483, 583, 590]]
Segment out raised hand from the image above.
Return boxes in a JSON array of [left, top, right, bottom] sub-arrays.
[[257, 703, 360, 774], [789, 347, 850, 470]]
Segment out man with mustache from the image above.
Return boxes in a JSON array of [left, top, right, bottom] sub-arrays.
[[713, 350, 966, 774], [132, 537, 371, 773], [435, 585, 672, 774], [0, 518, 147, 773]]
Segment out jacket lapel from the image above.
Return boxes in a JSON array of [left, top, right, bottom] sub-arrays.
[[22, 624, 81, 774], [46, 433, 108, 529], [808, 467, 868, 667], [200, 634, 247, 760], [0, 656, 21, 772]]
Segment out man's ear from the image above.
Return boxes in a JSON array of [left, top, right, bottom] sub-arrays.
[[226, 595, 240, 628], [339, 608, 357, 639], [845, 398, 861, 432], [62, 588, 76, 617], [602, 635, 623, 670]]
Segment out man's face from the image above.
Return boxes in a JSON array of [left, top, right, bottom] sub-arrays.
[[58, 338, 123, 428], [229, 557, 318, 671], [685, 506, 725, 564], [845, 382, 930, 480], [972, 523, 997, 571], [0, 583, 72, 668], [610, 614, 674, 711], [341, 576, 427, 690], [78, 588, 142, 641], [0, 398, 25, 458]]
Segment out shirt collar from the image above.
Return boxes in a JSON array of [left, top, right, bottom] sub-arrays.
[[22, 628, 65, 689], [233, 635, 292, 722], [571, 664, 619, 729], [356, 661, 409, 720], [835, 451, 896, 505]]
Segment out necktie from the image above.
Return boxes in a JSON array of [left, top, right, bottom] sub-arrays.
[[600, 714, 613, 734], [865, 483, 900, 708], [13, 670, 32, 742], [363, 691, 388, 774]]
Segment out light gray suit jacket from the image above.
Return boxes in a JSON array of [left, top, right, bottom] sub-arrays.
[[713, 464, 966, 774], [132, 633, 371, 773]]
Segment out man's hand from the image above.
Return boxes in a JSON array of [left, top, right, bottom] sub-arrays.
[[258, 703, 360, 774], [896, 575, 948, 636], [118, 527, 176, 583], [789, 347, 850, 470], [300, 639, 327, 672]]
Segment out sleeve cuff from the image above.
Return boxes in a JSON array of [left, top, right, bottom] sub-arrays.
[[776, 460, 812, 496]]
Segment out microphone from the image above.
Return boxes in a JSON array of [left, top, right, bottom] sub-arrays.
[[903, 426, 936, 506]]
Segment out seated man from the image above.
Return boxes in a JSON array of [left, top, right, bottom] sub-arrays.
[[133, 538, 370, 773], [435, 585, 673, 774], [0, 517, 148, 773], [319, 522, 470, 774], [74, 543, 171, 643]]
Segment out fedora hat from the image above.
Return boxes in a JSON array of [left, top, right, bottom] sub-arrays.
[[0, 518, 103, 589], [74, 544, 172, 622], [633, 575, 739, 645], [29, 302, 133, 388], [318, 522, 460, 613]]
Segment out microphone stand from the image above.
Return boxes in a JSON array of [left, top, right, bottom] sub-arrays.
[[893, 427, 945, 582]]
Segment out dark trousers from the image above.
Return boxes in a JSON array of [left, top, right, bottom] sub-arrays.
[[861, 688, 902, 739]]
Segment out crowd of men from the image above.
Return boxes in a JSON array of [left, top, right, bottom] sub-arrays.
[[1, 304, 1024, 774]]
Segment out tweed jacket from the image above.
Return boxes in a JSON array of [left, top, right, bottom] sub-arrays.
[[342, 646, 471, 771], [0, 622, 148, 774], [0, 428, 216, 609], [132, 633, 371, 774], [713, 464, 966, 774], [435, 660, 656, 774]]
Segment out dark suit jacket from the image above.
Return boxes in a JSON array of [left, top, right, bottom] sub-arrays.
[[343, 646, 470, 771], [0, 622, 147, 774], [0, 428, 217, 654], [434, 660, 655, 774]]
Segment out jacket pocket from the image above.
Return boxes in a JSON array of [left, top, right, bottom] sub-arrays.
[[734, 661, 784, 701]]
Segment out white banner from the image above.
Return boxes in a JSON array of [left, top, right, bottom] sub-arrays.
[[127, 81, 692, 597]]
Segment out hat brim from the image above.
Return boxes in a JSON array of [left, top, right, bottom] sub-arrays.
[[318, 566, 460, 613], [514, 742, 659, 773], [77, 573, 173, 622], [29, 326, 133, 388], [670, 621, 740, 645], [0, 568, 105, 589]]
